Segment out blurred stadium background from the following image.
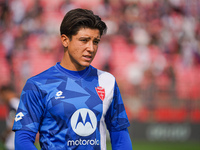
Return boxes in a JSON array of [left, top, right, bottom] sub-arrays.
[[0, 0, 200, 149]]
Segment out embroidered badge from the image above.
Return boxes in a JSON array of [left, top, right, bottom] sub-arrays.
[[95, 86, 105, 101]]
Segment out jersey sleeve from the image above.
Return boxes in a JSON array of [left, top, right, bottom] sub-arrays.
[[15, 130, 38, 150], [110, 129, 132, 150], [12, 79, 45, 133], [105, 81, 130, 131]]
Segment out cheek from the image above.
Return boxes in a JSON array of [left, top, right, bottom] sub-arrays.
[[68, 44, 81, 55], [71, 49, 80, 58]]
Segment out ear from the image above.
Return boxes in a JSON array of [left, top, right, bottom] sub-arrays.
[[61, 34, 69, 48]]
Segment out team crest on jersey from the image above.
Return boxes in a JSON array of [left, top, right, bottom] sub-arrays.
[[95, 86, 105, 101]]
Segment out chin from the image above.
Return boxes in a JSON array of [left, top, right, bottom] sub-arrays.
[[82, 65, 90, 68], [81, 62, 91, 67]]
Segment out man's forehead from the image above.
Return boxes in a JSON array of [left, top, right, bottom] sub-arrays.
[[75, 28, 100, 38]]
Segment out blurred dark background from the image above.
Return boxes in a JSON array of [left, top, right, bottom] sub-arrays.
[[0, 0, 200, 149]]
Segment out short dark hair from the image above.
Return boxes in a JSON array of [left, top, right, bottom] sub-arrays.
[[60, 8, 107, 39]]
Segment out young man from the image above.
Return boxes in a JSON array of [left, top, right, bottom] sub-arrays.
[[12, 8, 132, 150]]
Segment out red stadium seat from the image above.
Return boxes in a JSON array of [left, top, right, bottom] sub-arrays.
[[154, 107, 187, 123], [190, 109, 200, 123], [0, 104, 8, 120], [138, 107, 150, 122]]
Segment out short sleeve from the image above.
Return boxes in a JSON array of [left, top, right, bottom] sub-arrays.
[[12, 79, 45, 133], [105, 82, 130, 131]]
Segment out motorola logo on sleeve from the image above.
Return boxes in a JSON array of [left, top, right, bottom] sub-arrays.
[[71, 108, 97, 136]]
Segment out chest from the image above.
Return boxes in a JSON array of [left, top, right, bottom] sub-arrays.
[[44, 77, 104, 121]]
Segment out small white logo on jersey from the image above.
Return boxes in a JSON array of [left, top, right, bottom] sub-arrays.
[[71, 108, 97, 136], [55, 91, 65, 99], [15, 112, 24, 121], [56, 91, 63, 96]]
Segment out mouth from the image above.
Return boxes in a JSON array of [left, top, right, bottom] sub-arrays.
[[83, 55, 92, 61]]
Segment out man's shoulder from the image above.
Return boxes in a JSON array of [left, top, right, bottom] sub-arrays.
[[96, 68, 115, 80], [26, 64, 60, 86], [90, 66, 116, 84]]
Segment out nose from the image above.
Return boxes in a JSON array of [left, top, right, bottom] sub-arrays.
[[86, 41, 95, 53]]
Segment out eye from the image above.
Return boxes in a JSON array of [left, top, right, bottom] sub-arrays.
[[81, 39, 88, 42], [93, 40, 100, 45]]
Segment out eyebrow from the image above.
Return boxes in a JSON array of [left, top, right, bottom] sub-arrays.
[[79, 37, 101, 40]]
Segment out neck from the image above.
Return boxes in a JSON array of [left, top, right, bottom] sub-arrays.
[[60, 55, 86, 71]]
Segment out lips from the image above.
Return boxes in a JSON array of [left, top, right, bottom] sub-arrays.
[[83, 55, 92, 61]]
